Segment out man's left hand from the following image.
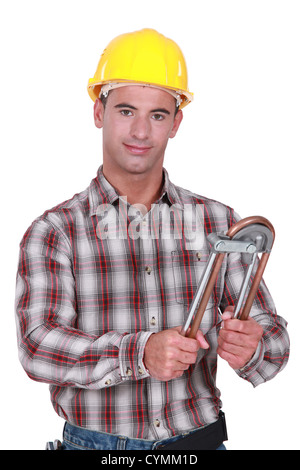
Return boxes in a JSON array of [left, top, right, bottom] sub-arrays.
[[217, 306, 264, 370]]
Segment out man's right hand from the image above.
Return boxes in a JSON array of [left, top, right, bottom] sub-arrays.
[[143, 327, 210, 381]]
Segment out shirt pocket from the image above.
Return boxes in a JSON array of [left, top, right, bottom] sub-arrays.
[[172, 250, 212, 306], [172, 250, 220, 334]]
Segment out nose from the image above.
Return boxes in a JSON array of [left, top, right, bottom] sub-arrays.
[[130, 115, 150, 141]]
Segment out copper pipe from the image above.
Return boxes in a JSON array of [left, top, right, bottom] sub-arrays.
[[238, 252, 270, 320], [188, 253, 225, 338], [227, 215, 275, 321], [227, 215, 275, 241]]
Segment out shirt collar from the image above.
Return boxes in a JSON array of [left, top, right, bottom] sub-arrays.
[[160, 168, 183, 209], [88, 165, 183, 216]]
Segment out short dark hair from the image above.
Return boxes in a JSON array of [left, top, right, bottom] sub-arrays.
[[100, 94, 108, 109]]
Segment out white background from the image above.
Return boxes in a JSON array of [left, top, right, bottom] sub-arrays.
[[1, 0, 299, 450]]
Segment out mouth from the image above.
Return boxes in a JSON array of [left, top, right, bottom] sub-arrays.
[[123, 143, 152, 155]]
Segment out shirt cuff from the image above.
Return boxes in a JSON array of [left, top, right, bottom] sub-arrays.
[[118, 331, 153, 381], [235, 338, 265, 379]]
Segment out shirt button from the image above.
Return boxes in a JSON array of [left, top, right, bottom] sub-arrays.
[[196, 252, 202, 260], [105, 379, 112, 385], [150, 316, 156, 326], [138, 367, 145, 375], [154, 419, 160, 427], [126, 367, 133, 377], [145, 266, 152, 274]]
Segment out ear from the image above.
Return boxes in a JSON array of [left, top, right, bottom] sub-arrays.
[[169, 109, 183, 139], [94, 98, 105, 129]]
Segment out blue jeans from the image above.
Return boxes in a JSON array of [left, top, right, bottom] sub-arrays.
[[61, 422, 226, 450]]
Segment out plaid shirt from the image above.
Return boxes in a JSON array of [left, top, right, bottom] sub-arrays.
[[15, 166, 289, 440]]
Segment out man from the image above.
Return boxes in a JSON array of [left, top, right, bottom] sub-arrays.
[[15, 28, 289, 450]]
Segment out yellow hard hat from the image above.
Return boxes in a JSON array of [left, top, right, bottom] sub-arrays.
[[87, 28, 193, 109]]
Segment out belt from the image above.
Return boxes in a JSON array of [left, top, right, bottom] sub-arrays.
[[156, 411, 228, 450], [49, 411, 228, 451]]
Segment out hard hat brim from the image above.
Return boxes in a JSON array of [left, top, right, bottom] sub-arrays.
[[87, 79, 193, 109]]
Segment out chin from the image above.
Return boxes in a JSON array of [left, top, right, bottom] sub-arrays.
[[122, 158, 153, 175]]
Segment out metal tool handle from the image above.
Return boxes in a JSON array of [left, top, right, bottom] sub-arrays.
[[184, 216, 275, 338], [183, 252, 225, 338]]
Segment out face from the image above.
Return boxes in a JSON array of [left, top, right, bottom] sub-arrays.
[[94, 85, 183, 178]]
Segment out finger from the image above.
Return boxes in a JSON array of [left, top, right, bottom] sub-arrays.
[[217, 346, 243, 369], [176, 360, 194, 371], [218, 333, 246, 354], [174, 329, 203, 353], [221, 318, 263, 341], [219, 327, 247, 347], [180, 327, 209, 350], [221, 318, 245, 332], [221, 312, 233, 322], [224, 305, 235, 314], [176, 350, 198, 365]]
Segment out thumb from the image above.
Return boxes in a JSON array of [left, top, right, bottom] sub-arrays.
[[221, 305, 235, 321], [195, 329, 210, 349]]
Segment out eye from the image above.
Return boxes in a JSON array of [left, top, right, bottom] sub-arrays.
[[152, 113, 164, 121], [120, 109, 133, 117]]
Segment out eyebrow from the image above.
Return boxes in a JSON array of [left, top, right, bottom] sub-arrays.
[[151, 108, 171, 115], [115, 103, 137, 110], [114, 103, 170, 115]]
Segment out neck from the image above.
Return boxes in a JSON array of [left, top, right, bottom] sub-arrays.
[[102, 165, 164, 212]]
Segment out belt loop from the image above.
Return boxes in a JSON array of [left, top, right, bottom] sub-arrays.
[[117, 435, 128, 450]]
